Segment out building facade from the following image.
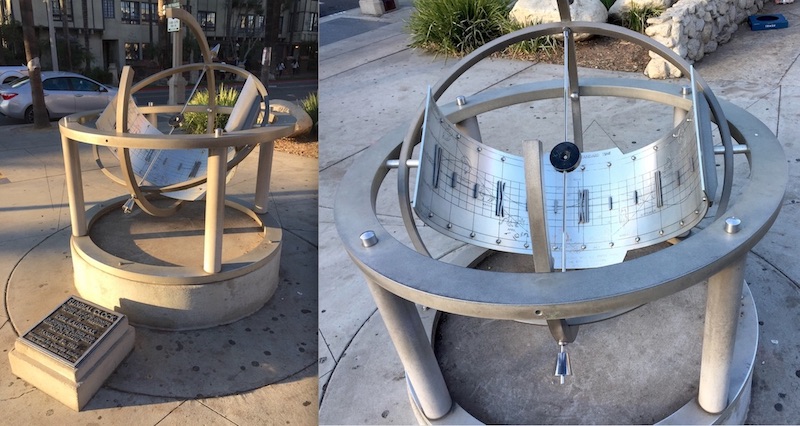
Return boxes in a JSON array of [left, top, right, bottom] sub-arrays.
[[0, 0, 317, 77]]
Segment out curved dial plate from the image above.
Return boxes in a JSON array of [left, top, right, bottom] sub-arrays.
[[412, 95, 711, 269]]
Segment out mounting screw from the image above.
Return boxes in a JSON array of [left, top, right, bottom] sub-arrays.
[[681, 86, 692, 96], [360, 231, 379, 247], [456, 95, 467, 106], [725, 217, 742, 234]]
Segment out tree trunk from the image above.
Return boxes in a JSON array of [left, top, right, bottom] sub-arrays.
[[225, 0, 234, 58], [59, 0, 73, 71], [20, 0, 50, 128], [82, 0, 89, 71], [260, 0, 286, 83]]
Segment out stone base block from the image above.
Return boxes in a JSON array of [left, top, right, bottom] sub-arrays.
[[8, 297, 135, 411], [360, 0, 385, 16]]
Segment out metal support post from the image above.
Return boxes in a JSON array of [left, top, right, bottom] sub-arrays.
[[366, 280, 453, 420], [697, 253, 746, 413], [203, 145, 227, 273], [254, 141, 275, 214], [673, 107, 688, 129], [61, 134, 87, 237]]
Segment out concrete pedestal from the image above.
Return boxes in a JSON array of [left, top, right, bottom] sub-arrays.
[[8, 297, 135, 411], [70, 197, 282, 330]]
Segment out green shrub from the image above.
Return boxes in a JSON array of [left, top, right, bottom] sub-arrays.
[[182, 84, 240, 134], [408, 0, 513, 55], [301, 92, 318, 133], [502, 19, 559, 58], [620, 4, 664, 34]]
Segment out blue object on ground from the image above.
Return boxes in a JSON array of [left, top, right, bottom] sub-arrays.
[[749, 14, 789, 31]]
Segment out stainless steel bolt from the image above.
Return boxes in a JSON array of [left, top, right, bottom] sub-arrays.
[[360, 231, 379, 247], [725, 217, 742, 234]]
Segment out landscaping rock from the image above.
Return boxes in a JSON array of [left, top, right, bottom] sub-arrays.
[[270, 100, 313, 137], [609, 0, 676, 19], [510, 0, 608, 40]]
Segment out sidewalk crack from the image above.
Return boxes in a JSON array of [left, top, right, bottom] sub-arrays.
[[0, 388, 37, 402], [318, 307, 379, 404], [751, 250, 800, 292]]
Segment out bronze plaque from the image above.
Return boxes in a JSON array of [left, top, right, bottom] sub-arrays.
[[22, 296, 122, 366]]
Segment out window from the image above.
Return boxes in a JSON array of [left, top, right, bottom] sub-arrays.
[[124, 42, 141, 61], [308, 12, 318, 32], [52, 0, 74, 22], [197, 11, 216, 31], [121, 1, 140, 24], [141, 2, 156, 23], [102, 0, 115, 18], [238, 14, 263, 35], [70, 77, 100, 92], [239, 14, 254, 30], [42, 78, 70, 91]]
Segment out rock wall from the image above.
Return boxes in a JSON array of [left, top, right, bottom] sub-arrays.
[[643, 0, 765, 78]]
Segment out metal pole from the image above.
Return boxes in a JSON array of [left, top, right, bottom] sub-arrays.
[[203, 142, 227, 273], [254, 140, 275, 214], [45, 0, 58, 71], [366, 280, 452, 420], [697, 253, 746, 413], [60, 133, 86, 236]]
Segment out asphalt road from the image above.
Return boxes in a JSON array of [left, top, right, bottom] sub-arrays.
[[0, 79, 317, 126]]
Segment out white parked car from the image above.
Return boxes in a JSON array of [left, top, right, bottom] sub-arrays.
[[0, 65, 28, 85], [0, 71, 118, 123]]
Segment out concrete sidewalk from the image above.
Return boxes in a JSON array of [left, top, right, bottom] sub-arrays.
[[0, 122, 318, 424], [319, 1, 800, 424]]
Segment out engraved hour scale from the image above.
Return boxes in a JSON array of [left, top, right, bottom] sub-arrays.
[[335, 0, 787, 423]]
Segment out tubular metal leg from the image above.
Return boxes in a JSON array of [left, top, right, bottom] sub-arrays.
[[366, 280, 453, 420], [673, 107, 688, 129], [697, 253, 746, 413], [61, 135, 87, 237], [203, 147, 227, 273], [254, 141, 275, 214]]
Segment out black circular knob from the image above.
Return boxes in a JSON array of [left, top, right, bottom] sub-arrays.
[[169, 113, 184, 128], [550, 142, 581, 173]]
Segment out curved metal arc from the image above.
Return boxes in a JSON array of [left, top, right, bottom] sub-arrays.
[[93, 145, 127, 187], [135, 144, 256, 194], [340, 98, 785, 319], [119, 147, 184, 217], [397, 21, 734, 257]]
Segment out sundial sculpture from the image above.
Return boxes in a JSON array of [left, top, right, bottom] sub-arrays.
[[335, 0, 786, 423], [58, 7, 297, 330]]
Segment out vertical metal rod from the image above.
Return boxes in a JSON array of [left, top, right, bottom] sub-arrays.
[[697, 253, 746, 413], [61, 134, 87, 237], [561, 172, 567, 271], [673, 106, 688, 129], [455, 116, 482, 142], [366, 280, 453, 420], [523, 140, 552, 272], [254, 140, 275, 214], [147, 101, 157, 126], [203, 146, 227, 273], [563, 27, 583, 150]]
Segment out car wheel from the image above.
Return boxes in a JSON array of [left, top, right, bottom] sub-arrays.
[[24, 106, 49, 124]]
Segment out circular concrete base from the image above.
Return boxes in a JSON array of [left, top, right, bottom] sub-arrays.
[[408, 252, 757, 425], [70, 197, 281, 330], [6, 223, 317, 398]]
